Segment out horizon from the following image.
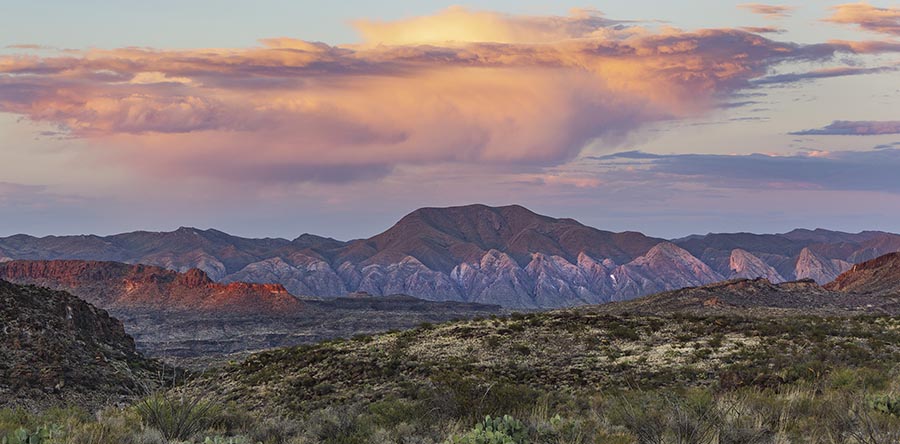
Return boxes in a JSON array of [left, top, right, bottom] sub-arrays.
[[0, 202, 895, 241], [2, 1, 900, 239]]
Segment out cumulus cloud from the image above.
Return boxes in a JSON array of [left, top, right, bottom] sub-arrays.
[[826, 2, 900, 37], [739, 4, 795, 19], [791, 120, 900, 135], [0, 7, 893, 184], [590, 148, 900, 193]]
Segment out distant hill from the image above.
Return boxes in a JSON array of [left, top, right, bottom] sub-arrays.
[[0, 260, 501, 362], [0, 280, 162, 411], [2, 204, 899, 309]]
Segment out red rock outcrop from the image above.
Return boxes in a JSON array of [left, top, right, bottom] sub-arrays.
[[0, 260, 301, 315]]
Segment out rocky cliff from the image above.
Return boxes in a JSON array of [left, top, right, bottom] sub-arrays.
[[0, 280, 161, 411]]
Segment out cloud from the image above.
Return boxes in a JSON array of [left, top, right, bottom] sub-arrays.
[[791, 120, 900, 135], [0, 7, 892, 184], [591, 148, 900, 193], [826, 2, 900, 37], [353, 6, 626, 45], [752, 65, 898, 84], [739, 4, 795, 19], [5, 44, 50, 50], [829, 39, 900, 53], [740, 26, 786, 34]]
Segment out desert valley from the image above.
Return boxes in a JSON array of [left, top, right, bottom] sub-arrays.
[[4, 0, 900, 442]]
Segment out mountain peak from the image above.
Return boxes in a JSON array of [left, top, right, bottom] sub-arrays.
[[345, 204, 658, 273], [729, 248, 785, 283]]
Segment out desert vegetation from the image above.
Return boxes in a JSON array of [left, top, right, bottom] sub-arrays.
[[5, 311, 900, 443], [3, 371, 900, 443]]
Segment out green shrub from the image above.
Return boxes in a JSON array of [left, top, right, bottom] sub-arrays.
[[446, 415, 527, 444]]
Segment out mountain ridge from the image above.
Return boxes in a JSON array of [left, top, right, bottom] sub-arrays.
[[2, 204, 899, 309]]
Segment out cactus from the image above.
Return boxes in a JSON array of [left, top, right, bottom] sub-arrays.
[[868, 394, 900, 417], [447, 415, 528, 444], [1, 426, 50, 444]]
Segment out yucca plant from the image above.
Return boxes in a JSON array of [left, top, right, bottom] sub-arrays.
[[134, 392, 219, 441]]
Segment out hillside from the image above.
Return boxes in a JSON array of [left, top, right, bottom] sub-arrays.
[[825, 252, 900, 295], [196, 303, 900, 419], [610, 277, 900, 316], [190, 251, 900, 418], [0, 280, 162, 411], [2, 205, 899, 309]]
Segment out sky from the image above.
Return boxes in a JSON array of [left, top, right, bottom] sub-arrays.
[[1, 1, 899, 240]]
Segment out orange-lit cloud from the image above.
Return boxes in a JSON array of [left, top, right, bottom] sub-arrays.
[[826, 3, 900, 36], [0, 7, 891, 183], [739, 4, 795, 19], [353, 6, 622, 45]]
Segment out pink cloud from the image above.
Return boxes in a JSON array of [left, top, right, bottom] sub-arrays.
[[826, 3, 900, 36], [0, 7, 891, 183], [739, 4, 795, 19]]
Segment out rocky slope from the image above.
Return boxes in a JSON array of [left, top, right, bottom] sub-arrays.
[[825, 252, 900, 295], [726, 248, 785, 282], [1, 205, 898, 309], [0, 280, 162, 411]]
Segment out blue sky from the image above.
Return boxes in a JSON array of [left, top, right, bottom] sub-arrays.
[[0, 1, 880, 48], [0, 1, 899, 239]]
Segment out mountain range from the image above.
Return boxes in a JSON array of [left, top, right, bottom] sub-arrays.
[[2, 204, 899, 309]]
